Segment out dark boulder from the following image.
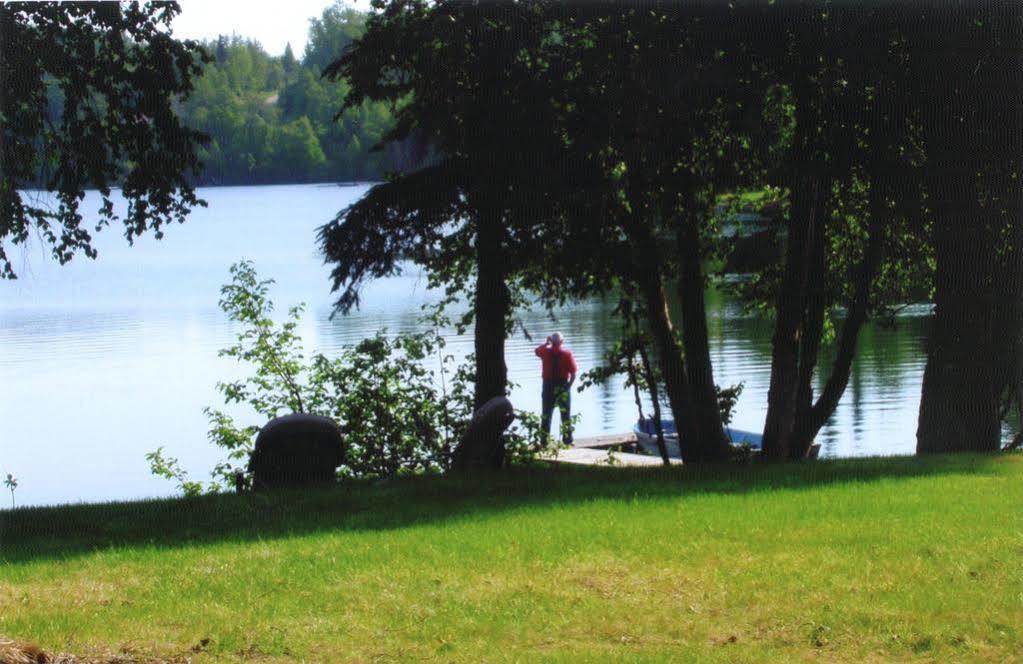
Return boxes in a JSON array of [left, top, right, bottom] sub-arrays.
[[451, 396, 515, 471], [248, 413, 345, 490]]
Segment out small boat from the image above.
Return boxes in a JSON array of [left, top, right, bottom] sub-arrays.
[[633, 418, 761, 458], [632, 418, 819, 459]]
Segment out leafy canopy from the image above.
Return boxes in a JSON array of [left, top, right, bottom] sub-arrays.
[[1, 1, 209, 278]]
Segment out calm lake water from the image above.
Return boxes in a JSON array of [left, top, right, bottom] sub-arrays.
[[0, 183, 991, 507]]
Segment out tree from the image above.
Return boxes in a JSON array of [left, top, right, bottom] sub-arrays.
[[747, 5, 930, 460], [303, 1, 367, 73], [321, 1, 575, 422], [910, 3, 1023, 453], [738, 3, 1020, 460], [215, 34, 229, 65], [274, 117, 326, 181], [282, 42, 298, 73], [531, 3, 772, 462], [324, 3, 775, 464], [1, 1, 209, 278], [321, 0, 1020, 464]]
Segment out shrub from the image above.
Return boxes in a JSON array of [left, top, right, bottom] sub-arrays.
[[149, 261, 469, 493], [149, 261, 563, 495]]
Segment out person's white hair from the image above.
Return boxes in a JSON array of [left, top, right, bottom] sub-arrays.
[[551, 331, 565, 345]]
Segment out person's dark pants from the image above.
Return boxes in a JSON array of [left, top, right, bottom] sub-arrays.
[[541, 379, 572, 444]]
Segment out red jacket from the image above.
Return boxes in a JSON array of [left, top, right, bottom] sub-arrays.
[[535, 343, 578, 381]]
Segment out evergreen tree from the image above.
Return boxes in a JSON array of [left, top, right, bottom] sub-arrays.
[[215, 34, 228, 65], [282, 42, 297, 73]]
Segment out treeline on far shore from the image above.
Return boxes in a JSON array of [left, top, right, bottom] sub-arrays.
[[180, 4, 415, 186], [34, 3, 411, 187]]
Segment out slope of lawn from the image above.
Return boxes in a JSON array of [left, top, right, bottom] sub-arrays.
[[0, 454, 1020, 662]]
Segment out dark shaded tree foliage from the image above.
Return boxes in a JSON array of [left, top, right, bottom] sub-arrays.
[[741, 2, 1019, 457], [321, 0, 580, 420], [1, 1, 208, 278], [323, 0, 1018, 462], [325, 2, 778, 463], [531, 3, 773, 462], [748, 5, 932, 460]]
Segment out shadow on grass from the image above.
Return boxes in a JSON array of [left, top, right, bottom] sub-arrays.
[[0, 453, 1014, 565]]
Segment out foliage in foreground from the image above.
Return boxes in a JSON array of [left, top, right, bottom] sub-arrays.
[[2, 454, 1020, 662], [2, 1, 207, 279]]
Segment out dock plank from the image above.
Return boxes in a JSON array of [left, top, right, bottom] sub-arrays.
[[541, 447, 679, 467], [570, 432, 638, 449]]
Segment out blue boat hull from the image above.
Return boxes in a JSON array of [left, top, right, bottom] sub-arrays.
[[632, 418, 763, 455]]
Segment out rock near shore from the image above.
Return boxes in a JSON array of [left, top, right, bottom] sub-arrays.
[[248, 413, 345, 490], [451, 397, 515, 471]]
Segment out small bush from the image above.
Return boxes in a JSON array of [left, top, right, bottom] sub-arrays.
[[150, 261, 473, 493], [149, 261, 559, 495]]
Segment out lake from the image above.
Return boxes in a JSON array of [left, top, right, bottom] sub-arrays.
[[0, 183, 980, 508]]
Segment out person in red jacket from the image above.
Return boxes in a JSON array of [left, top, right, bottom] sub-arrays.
[[534, 331, 578, 444]]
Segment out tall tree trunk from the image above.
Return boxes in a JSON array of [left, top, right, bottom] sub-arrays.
[[761, 175, 829, 459], [675, 222, 730, 461], [992, 214, 1023, 435], [1008, 16, 1023, 443], [637, 344, 671, 466], [628, 218, 696, 460], [990, 18, 1023, 438], [916, 174, 1000, 453], [789, 200, 828, 459], [1007, 194, 1023, 441], [473, 211, 510, 411], [636, 265, 693, 456], [911, 3, 1018, 454], [761, 17, 837, 461], [789, 177, 887, 456]]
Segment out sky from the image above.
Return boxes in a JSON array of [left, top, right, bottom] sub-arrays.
[[172, 0, 370, 57]]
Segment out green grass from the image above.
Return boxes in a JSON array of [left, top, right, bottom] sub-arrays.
[[1, 454, 1021, 662]]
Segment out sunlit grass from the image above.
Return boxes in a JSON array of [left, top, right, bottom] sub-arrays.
[[1, 454, 1020, 662]]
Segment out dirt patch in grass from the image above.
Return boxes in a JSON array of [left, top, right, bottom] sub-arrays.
[[1, 638, 48, 664], [1, 637, 208, 664]]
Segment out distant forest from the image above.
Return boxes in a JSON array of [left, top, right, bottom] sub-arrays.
[[178, 4, 413, 185]]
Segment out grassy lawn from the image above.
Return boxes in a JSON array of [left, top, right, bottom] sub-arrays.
[[1, 454, 1021, 662]]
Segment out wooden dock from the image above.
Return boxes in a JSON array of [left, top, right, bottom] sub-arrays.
[[540, 431, 680, 467], [541, 447, 680, 467], [570, 432, 639, 449], [542, 431, 821, 466]]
